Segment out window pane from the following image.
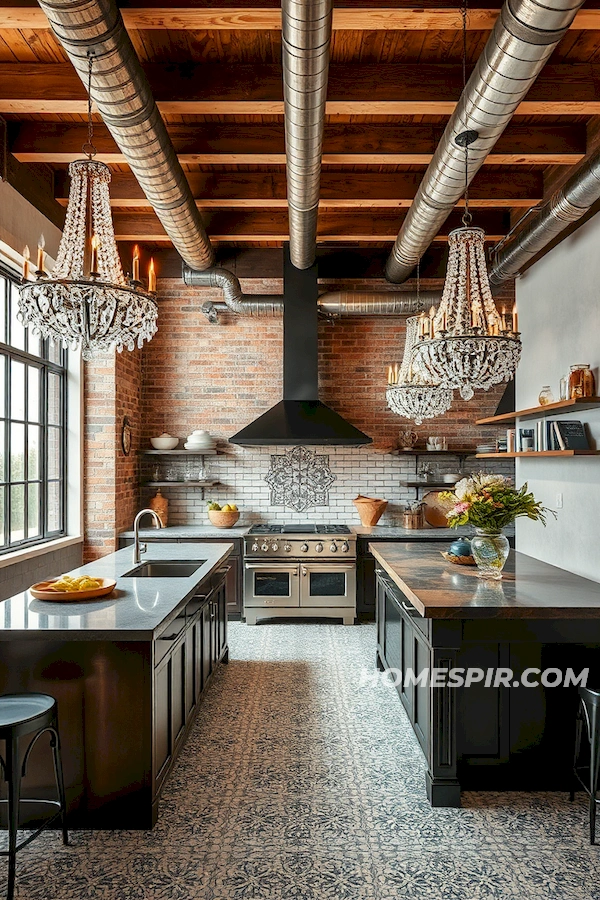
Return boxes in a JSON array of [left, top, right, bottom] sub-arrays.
[[28, 424, 39, 479], [48, 341, 63, 365], [10, 422, 24, 480], [10, 483, 24, 542], [0, 277, 6, 344], [48, 372, 61, 425], [0, 485, 4, 545], [28, 330, 42, 359], [27, 482, 39, 538], [0, 421, 4, 482], [10, 360, 25, 420], [47, 481, 60, 532], [48, 426, 60, 479], [9, 284, 25, 350], [0, 354, 5, 417], [27, 366, 40, 422]]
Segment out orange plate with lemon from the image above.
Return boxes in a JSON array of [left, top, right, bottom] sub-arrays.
[[29, 577, 117, 602]]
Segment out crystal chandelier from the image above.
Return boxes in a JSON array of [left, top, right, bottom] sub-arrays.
[[18, 55, 158, 360], [386, 272, 454, 425], [409, 4, 521, 401]]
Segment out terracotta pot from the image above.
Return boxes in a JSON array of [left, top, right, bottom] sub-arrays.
[[208, 509, 240, 528], [149, 489, 168, 527], [353, 495, 388, 527]]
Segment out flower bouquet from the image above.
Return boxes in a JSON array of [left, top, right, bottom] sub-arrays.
[[440, 474, 551, 578]]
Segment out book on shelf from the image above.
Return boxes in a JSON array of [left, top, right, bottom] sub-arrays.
[[517, 428, 535, 453], [552, 420, 589, 451], [546, 420, 560, 451], [506, 428, 516, 453]]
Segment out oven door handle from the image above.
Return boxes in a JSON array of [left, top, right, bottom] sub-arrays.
[[245, 563, 300, 570], [300, 565, 356, 572]]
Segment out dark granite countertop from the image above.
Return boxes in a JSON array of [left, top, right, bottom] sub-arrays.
[[369, 542, 600, 619], [0, 542, 233, 640]]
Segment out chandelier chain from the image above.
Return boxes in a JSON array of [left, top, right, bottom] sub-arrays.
[[83, 52, 97, 159], [460, 0, 472, 228]]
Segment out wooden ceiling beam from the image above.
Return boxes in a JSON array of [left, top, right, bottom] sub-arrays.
[[0, 63, 598, 116], [55, 170, 543, 209], [13, 122, 585, 168], [1, 3, 600, 31], [111, 208, 509, 242]]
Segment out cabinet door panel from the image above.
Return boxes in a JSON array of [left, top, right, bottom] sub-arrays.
[[412, 630, 430, 755], [154, 656, 171, 784], [202, 603, 212, 687], [171, 640, 186, 747], [185, 625, 196, 720]]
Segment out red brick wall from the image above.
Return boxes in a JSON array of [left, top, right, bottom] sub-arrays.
[[83, 347, 142, 561], [140, 277, 515, 451], [82, 275, 516, 557]]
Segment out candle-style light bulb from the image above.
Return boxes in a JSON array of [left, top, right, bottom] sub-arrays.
[[387, 365, 393, 385], [90, 234, 99, 275], [512, 303, 518, 333], [22, 245, 30, 280], [501, 306, 507, 331], [36, 235, 45, 273], [148, 257, 156, 292], [132, 245, 140, 282]]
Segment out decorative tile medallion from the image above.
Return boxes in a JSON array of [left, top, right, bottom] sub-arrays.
[[264, 446, 336, 511]]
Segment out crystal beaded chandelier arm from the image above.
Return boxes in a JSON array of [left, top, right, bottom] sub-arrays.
[[409, 0, 521, 400], [18, 54, 158, 360]]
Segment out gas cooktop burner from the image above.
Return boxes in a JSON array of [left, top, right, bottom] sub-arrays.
[[248, 524, 351, 535]]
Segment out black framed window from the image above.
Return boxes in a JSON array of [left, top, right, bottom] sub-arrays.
[[0, 267, 67, 552]]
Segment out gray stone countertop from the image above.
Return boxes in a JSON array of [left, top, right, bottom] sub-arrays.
[[119, 524, 251, 538], [352, 525, 515, 539], [0, 542, 233, 640], [370, 543, 600, 619]]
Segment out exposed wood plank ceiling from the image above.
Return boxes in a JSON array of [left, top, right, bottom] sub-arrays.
[[2, 0, 600, 272]]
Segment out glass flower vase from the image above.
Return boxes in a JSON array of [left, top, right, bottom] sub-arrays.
[[470, 529, 510, 580]]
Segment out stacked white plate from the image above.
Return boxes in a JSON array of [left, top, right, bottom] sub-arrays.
[[476, 443, 497, 454], [184, 429, 216, 451]]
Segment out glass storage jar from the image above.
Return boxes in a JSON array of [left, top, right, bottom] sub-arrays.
[[538, 385, 554, 406], [568, 364, 596, 399]]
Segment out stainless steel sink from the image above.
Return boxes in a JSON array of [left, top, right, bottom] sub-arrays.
[[123, 560, 205, 578]]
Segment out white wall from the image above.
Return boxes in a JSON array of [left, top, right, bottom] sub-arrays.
[[0, 179, 61, 266], [515, 212, 600, 581]]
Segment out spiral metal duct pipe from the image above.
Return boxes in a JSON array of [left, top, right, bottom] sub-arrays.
[[37, 0, 214, 271], [282, 0, 333, 269], [384, 0, 585, 284], [489, 151, 600, 284], [183, 265, 436, 319]]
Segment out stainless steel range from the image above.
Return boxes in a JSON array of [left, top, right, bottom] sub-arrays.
[[243, 525, 357, 625]]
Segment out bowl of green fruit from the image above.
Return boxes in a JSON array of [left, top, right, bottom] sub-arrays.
[[207, 501, 240, 528]]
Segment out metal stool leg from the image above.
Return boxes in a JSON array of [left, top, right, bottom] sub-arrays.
[[571, 701, 584, 802], [6, 735, 21, 900], [587, 703, 599, 844], [49, 723, 68, 846]]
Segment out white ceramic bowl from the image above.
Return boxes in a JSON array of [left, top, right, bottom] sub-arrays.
[[443, 473, 461, 484], [184, 441, 215, 451], [151, 435, 179, 450]]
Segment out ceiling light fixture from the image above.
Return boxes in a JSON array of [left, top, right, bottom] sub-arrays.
[[409, 1, 521, 400], [18, 54, 158, 360]]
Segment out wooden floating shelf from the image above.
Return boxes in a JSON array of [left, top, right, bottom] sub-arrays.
[[143, 481, 220, 488], [476, 396, 600, 426], [475, 450, 600, 458], [401, 482, 460, 489], [394, 448, 477, 456], [143, 449, 218, 456]]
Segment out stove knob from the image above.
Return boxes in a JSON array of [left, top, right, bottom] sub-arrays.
[[251, 542, 259, 552], [284, 543, 292, 553], [340, 541, 349, 553], [261, 542, 269, 552], [300, 543, 309, 553], [315, 542, 323, 553], [271, 543, 279, 551], [330, 542, 338, 552]]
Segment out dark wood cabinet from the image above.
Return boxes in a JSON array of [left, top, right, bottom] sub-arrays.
[[151, 567, 229, 821]]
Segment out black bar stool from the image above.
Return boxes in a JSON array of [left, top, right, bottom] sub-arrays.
[[0, 693, 68, 900], [570, 686, 600, 844]]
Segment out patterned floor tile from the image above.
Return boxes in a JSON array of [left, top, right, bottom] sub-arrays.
[[1, 621, 600, 900]]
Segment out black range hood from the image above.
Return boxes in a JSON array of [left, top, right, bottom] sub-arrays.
[[230, 247, 372, 447]]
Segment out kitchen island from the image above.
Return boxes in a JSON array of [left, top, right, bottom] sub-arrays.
[[371, 542, 600, 807], [0, 542, 233, 828]]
